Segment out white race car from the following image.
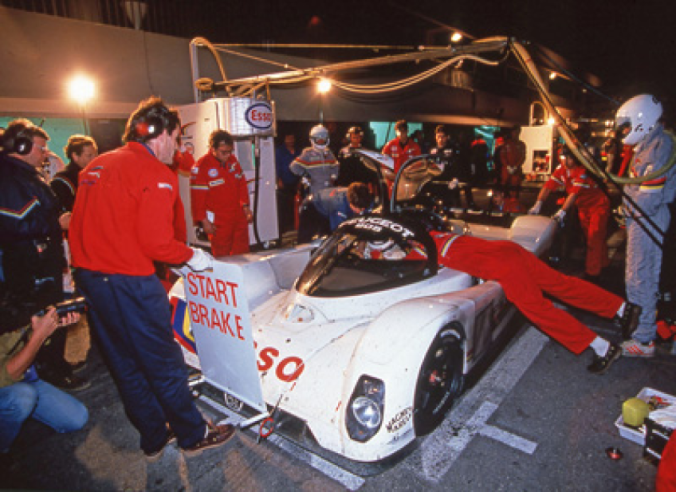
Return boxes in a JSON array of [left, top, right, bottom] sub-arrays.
[[171, 153, 557, 463]]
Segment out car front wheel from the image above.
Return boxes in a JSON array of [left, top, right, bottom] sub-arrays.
[[413, 324, 464, 435]]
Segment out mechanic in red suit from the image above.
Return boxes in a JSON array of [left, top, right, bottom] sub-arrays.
[[381, 120, 421, 174], [529, 146, 611, 282], [191, 130, 253, 257], [499, 125, 527, 198], [424, 230, 639, 375], [70, 97, 234, 459]]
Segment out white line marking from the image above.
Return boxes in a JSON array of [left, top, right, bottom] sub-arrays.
[[479, 424, 538, 454], [411, 326, 549, 482], [198, 395, 365, 491]]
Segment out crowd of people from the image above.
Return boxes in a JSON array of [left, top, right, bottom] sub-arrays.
[[1, 93, 675, 482]]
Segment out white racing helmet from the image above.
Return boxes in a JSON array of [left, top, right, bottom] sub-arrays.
[[615, 94, 663, 146], [310, 124, 330, 150]]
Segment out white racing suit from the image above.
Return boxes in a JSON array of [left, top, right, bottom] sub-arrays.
[[624, 125, 676, 343]]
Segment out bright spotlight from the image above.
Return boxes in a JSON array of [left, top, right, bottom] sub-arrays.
[[450, 32, 463, 43], [68, 75, 95, 105], [317, 78, 332, 94]]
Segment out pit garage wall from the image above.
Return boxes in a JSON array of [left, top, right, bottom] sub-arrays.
[[0, 6, 542, 126]]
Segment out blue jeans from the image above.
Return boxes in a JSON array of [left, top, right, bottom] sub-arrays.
[[75, 269, 206, 454], [0, 379, 88, 452]]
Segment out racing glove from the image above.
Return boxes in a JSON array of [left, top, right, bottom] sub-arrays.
[[552, 209, 566, 224], [186, 247, 214, 272], [528, 201, 543, 215]]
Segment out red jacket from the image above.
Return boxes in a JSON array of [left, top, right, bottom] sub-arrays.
[[70, 142, 193, 276], [190, 152, 249, 223], [381, 138, 421, 173], [544, 164, 609, 210]]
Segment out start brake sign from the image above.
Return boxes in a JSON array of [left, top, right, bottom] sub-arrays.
[[184, 262, 266, 414]]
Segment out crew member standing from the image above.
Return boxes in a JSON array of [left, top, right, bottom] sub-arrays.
[[616, 94, 676, 357], [70, 97, 235, 460], [191, 130, 253, 257], [500, 125, 527, 199], [0, 120, 87, 391], [430, 125, 463, 208], [50, 135, 98, 213], [530, 146, 611, 283], [381, 120, 421, 174], [290, 124, 340, 194]]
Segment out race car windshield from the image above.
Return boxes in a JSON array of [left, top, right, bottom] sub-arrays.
[[296, 231, 431, 297]]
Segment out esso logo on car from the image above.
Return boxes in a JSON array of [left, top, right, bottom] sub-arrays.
[[254, 342, 304, 382], [245, 102, 273, 130]]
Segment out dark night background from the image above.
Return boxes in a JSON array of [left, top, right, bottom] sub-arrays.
[[182, 0, 676, 104]]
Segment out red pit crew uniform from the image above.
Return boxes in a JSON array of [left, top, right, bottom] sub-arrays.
[[544, 164, 610, 276], [431, 232, 623, 354], [69, 142, 209, 454], [70, 142, 193, 275], [191, 152, 250, 257], [499, 139, 526, 194], [381, 138, 421, 174]]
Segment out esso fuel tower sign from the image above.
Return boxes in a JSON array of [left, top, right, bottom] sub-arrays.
[[245, 102, 274, 133]]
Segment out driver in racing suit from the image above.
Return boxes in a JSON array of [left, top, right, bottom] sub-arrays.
[[616, 95, 676, 357], [424, 230, 639, 374], [290, 125, 340, 195]]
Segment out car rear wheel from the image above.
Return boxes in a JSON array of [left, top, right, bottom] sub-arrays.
[[413, 325, 464, 435]]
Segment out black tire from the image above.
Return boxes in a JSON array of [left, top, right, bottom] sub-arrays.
[[413, 325, 465, 435]]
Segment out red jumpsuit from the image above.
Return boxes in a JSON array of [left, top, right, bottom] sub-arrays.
[[381, 138, 421, 174], [70, 142, 193, 275], [544, 165, 610, 276], [191, 152, 250, 257], [499, 139, 526, 196], [431, 232, 623, 354]]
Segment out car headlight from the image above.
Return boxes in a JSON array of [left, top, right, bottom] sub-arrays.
[[346, 376, 384, 442]]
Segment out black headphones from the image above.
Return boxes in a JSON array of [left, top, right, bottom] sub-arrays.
[[2, 126, 33, 155]]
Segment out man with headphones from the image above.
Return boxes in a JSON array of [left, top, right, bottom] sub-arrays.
[[0, 119, 88, 391], [69, 97, 235, 460]]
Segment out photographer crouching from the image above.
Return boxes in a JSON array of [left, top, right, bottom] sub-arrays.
[[0, 300, 88, 464]]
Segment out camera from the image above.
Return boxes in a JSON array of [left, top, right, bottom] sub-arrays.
[[37, 297, 87, 317]]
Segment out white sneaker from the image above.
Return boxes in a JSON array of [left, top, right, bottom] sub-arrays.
[[621, 339, 655, 358]]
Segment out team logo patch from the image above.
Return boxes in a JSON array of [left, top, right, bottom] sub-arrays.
[[208, 168, 219, 178], [209, 178, 225, 187], [191, 167, 199, 174], [158, 182, 173, 191]]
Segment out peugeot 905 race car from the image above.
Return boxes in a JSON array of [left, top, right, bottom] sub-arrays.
[[170, 152, 557, 462]]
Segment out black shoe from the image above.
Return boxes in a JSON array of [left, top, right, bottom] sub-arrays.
[[587, 343, 621, 375], [43, 372, 91, 391], [615, 303, 642, 340], [144, 429, 176, 463]]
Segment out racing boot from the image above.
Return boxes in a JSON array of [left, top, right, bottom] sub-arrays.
[[615, 302, 642, 340], [587, 343, 621, 375]]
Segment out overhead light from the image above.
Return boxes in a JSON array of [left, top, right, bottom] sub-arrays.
[[549, 72, 557, 80], [450, 32, 463, 43], [317, 78, 332, 94], [547, 117, 556, 125], [68, 75, 95, 105]]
